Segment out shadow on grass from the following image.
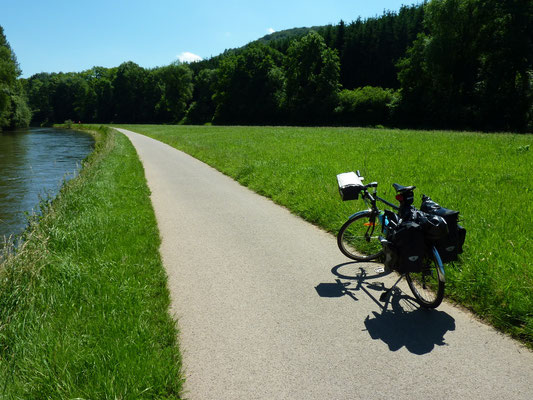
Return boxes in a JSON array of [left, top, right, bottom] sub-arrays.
[[315, 262, 455, 355]]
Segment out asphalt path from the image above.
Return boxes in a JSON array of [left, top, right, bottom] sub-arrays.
[[116, 128, 532, 400]]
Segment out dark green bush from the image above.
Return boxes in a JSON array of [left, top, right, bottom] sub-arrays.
[[334, 86, 398, 126]]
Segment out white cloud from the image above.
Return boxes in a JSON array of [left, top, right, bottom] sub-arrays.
[[267, 28, 276, 34], [177, 52, 203, 63]]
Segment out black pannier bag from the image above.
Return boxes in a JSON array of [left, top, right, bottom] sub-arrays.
[[421, 195, 466, 263], [337, 172, 364, 201], [390, 221, 425, 273], [417, 211, 449, 241]]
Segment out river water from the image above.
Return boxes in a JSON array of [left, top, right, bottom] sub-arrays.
[[0, 127, 94, 240]]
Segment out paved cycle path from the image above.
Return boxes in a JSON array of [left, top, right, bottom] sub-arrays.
[[117, 128, 532, 400]]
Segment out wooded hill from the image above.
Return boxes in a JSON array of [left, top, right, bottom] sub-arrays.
[[4, 0, 533, 132]]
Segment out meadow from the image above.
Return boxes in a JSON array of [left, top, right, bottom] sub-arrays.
[[119, 124, 532, 345], [0, 127, 183, 398]]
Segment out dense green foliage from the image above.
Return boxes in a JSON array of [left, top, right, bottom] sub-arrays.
[[212, 43, 285, 124], [117, 124, 533, 346], [265, 7, 425, 91], [285, 32, 340, 124], [23, 1, 533, 131], [26, 62, 193, 126], [335, 86, 399, 126], [0, 127, 183, 397], [397, 0, 533, 131], [0, 26, 31, 130]]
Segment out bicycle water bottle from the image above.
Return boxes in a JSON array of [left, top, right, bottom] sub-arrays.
[[378, 211, 389, 235]]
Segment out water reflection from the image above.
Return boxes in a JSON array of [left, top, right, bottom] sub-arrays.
[[0, 127, 94, 239]]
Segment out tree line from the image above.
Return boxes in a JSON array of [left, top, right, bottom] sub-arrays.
[[23, 62, 193, 126], [3, 0, 532, 133]]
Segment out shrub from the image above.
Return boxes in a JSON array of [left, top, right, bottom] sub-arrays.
[[335, 86, 398, 126]]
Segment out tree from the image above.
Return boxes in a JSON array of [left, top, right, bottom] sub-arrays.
[[52, 73, 92, 123], [5, 81, 31, 129], [334, 20, 346, 53], [83, 66, 115, 122], [112, 61, 166, 123], [112, 62, 148, 123], [285, 32, 340, 124], [26, 73, 55, 125], [0, 25, 30, 130], [212, 43, 285, 125], [185, 68, 217, 124], [154, 62, 193, 123]]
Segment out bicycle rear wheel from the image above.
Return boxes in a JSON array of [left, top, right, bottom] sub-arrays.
[[337, 211, 383, 261], [406, 252, 445, 308]]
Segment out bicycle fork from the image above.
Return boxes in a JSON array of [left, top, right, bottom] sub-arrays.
[[363, 214, 378, 242], [432, 246, 446, 282]]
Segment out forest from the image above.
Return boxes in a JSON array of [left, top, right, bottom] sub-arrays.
[[1, 0, 532, 132]]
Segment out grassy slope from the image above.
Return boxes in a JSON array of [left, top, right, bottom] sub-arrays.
[[0, 127, 182, 398], [118, 124, 532, 346]]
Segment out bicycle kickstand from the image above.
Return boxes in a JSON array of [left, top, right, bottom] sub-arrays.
[[379, 274, 404, 303]]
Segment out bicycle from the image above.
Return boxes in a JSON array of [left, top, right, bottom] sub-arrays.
[[337, 171, 446, 308]]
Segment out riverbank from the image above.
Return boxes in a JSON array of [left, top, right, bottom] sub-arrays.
[[0, 127, 94, 240], [0, 126, 183, 397]]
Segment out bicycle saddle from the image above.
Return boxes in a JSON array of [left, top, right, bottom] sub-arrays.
[[392, 183, 416, 193]]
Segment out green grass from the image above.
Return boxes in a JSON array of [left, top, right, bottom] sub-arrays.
[[0, 126, 183, 398], [117, 124, 532, 346]]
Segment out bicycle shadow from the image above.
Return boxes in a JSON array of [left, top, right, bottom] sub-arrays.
[[315, 262, 456, 355]]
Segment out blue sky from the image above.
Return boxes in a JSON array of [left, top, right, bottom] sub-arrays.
[[2, 0, 423, 78]]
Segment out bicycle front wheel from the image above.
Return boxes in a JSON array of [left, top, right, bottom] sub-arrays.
[[337, 211, 383, 261], [406, 253, 445, 308]]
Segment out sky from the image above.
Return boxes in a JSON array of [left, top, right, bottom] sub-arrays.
[[1, 0, 423, 78]]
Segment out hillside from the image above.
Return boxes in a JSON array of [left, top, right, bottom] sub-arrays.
[[255, 27, 317, 44]]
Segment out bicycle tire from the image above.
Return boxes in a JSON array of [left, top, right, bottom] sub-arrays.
[[406, 252, 445, 308], [337, 211, 384, 261]]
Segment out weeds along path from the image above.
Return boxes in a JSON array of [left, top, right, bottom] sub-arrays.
[[116, 128, 532, 400]]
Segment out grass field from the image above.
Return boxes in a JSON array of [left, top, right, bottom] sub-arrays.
[[0, 127, 183, 398], [118, 124, 532, 346]]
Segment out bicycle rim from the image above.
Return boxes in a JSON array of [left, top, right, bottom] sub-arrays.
[[337, 212, 383, 261], [406, 254, 445, 308]]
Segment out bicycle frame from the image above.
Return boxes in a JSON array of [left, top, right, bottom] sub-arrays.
[[345, 186, 399, 242], [346, 186, 398, 220]]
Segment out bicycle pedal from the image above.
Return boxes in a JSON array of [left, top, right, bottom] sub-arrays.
[[375, 267, 385, 274]]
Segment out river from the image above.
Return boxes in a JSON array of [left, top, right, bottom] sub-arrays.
[[0, 127, 94, 240]]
